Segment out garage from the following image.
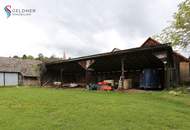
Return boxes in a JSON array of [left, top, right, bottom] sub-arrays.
[[0, 57, 42, 86], [0, 72, 19, 86]]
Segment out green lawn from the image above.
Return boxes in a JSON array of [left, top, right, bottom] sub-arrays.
[[0, 87, 189, 130]]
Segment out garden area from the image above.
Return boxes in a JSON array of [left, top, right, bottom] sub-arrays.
[[0, 87, 189, 130]]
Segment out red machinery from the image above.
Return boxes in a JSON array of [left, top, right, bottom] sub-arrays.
[[97, 81, 112, 91]]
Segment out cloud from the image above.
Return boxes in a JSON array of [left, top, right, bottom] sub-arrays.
[[0, 0, 182, 58]]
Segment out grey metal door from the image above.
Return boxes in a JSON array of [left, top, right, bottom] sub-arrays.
[[0, 73, 4, 86], [4, 73, 18, 86]]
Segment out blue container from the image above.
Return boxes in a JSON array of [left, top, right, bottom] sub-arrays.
[[140, 69, 159, 89]]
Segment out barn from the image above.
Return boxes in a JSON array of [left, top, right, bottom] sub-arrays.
[[42, 38, 190, 89], [0, 57, 42, 86]]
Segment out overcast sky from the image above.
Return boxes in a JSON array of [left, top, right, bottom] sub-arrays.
[[0, 0, 183, 58]]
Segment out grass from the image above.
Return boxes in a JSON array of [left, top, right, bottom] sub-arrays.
[[0, 87, 189, 130]]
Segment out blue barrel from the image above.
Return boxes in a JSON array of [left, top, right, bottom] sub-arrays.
[[140, 69, 159, 89]]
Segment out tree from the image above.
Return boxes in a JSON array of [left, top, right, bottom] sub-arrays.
[[13, 55, 19, 59], [27, 55, 34, 60], [50, 54, 56, 59], [22, 54, 27, 59], [155, 0, 190, 47], [36, 53, 44, 61]]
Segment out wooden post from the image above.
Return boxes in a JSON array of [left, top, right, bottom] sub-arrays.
[[121, 58, 125, 80], [86, 69, 93, 85], [119, 57, 125, 89], [85, 70, 89, 85], [164, 62, 172, 89], [60, 68, 64, 83], [78, 60, 95, 86], [164, 64, 169, 88]]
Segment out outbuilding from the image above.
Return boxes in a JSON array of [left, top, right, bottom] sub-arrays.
[[42, 38, 190, 89], [0, 57, 42, 86]]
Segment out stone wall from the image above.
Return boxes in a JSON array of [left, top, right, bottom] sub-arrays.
[[23, 76, 40, 86]]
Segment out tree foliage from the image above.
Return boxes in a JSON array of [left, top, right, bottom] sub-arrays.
[[22, 54, 27, 59], [27, 55, 34, 60], [155, 0, 190, 47], [36, 53, 44, 61], [13, 55, 19, 59], [12, 53, 57, 61]]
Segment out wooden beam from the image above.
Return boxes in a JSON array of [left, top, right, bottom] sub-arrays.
[[121, 57, 125, 80], [78, 60, 95, 70]]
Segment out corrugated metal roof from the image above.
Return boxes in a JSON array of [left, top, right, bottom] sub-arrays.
[[45, 44, 172, 65]]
